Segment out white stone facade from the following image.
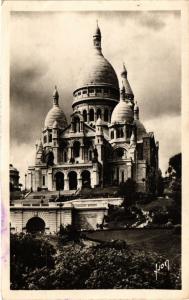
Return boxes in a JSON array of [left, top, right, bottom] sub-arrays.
[[27, 24, 159, 194]]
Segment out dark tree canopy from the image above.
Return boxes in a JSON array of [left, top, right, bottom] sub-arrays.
[[169, 153, 181, 178]]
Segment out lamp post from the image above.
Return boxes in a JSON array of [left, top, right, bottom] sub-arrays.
[[25, 174, 27, 191], [31, 172, 33, 192]]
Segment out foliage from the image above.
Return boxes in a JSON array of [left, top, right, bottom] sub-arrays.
[[119, 178, 137, 207], [58, 224, 82, 244], [23, 241, 181, 290], [156, 169, 164, 196], [168, 153, 181, 178], [10, 233, 56, 289]]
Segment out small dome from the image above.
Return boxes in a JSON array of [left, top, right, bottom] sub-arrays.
[[111, 100, 133, 124], [134, 119, 146, 140], [96, 116, 104, 126], [76, 50, 119, 90], [44, 106, 67, 129]]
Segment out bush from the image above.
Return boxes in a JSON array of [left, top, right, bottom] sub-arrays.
[[23, 241, 180, 290]]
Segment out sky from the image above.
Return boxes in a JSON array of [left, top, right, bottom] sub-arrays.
[[10, 11, 181, 185]]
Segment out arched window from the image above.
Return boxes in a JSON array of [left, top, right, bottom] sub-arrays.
[[73, 117, 80, 132], [111, 131, 114, 139], [73, 141, 80, 158], [49, 134, 52, 142], [114, 148, 125, 159], [81, 170, 91, 188], [89, 109, 94, 121], [120, 128, 124, 138], [96, 108, 101, 119], [126, 127, 131, 138], [116, 129, 120, 139], [104, 109, 109, 122], [83, 110, 87, 122]]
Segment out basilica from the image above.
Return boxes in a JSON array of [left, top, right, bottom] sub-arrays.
[[27, 24, 159, 194]]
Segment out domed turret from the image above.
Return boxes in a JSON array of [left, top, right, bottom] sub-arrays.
[[44, 87, 67, 129], [96, 116, 104, 126], [111, 85, 134, 124], [121, 63, 134, 101]]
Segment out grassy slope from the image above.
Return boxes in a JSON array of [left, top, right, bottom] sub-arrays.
[[86, 229, 181, 265]]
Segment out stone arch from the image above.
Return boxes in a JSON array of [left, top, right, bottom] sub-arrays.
[[68, 171, 77, 190], [26, 216, 45, 233], [96, 108, 102, 119], [83, 109, 87, 122], [81, 170, 91, 188], [113, 147, 126, 159], [54, 171, 64, 191], [72, 116, 80, 132]]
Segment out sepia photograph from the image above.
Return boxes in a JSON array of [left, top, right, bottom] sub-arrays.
[[2, 1, 189, 298]]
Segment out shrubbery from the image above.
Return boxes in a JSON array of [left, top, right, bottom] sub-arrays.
[[10, 233, 181, 290]]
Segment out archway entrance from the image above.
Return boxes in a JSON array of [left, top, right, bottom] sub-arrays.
[[81, 170, 91, 188], [68, 171, 77, 190], [26, 217, 45, 233], [55, 172, 64, 191]]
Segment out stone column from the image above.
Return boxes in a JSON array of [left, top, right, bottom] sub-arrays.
[[87, 111, 89, 123], [78, 172, 82, 189], [81, 144, 84, 161], [28, 172, 31, 190], [92, 165, 99, 187], [47, 169, 53, 191], [53, 148, 58, 164], [127, 161, 132, 178], [35, 169, 40, 191], [80, 122, 83, 132], [101, 110, 104, 122], [64, 172, 69, 190], [94, 110, 97, 122]]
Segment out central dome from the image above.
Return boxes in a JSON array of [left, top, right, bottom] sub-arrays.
[[76, 49, 119, 90]]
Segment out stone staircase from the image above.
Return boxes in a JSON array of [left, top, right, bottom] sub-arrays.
[[23, 190, 77, 203]]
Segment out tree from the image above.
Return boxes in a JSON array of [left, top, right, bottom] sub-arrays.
[[119, 178, 136, 207], [10, 233, 56, 289], [166, 153, 181, 210], [168, 153, 181, 178], [24, 241, 181, 290], [157, 169, 164, 196]]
